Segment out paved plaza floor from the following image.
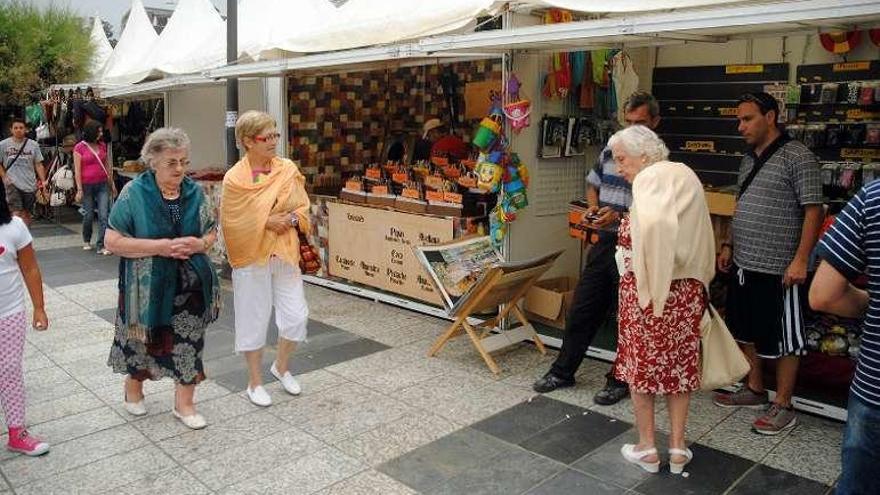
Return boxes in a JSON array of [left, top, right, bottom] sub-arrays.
[[0, 216, 844, 494]]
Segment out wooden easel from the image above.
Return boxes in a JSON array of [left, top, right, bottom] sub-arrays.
[[426, 258, 557, 374]]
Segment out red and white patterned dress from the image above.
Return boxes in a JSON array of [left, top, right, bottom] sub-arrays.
[[614, 215, 706, 394]]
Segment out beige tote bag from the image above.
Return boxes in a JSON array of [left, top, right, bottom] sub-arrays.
[[700, 304, 751, 391]]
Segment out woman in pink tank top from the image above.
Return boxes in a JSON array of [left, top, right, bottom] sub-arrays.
[[73, 120, 116, 255]]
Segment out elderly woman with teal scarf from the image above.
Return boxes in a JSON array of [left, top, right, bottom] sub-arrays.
[[105, 128, 220, 430]]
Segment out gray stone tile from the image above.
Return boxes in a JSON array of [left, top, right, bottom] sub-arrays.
[[103, 380, 231, 421], [328, 356, 453, 393], [396, 380, 534, 426], [29, 406, 125, 445], [728, 464, 830, 495], [157, 410, 289, 464], [29, 225, 77, 238], [43, 269, 113, 288], [700, 408, 793, 462], [202, 329, 237, 360], [336, 409, 459, 467], [43, 341, 111, 365], [526, 469, 627, 495], [55, 279, 119, 311], [18, 391, 104, 427], [259, 368, 349, 406], [0, 424, 148, 487], [93, 308, 117, 325], [22, 351, 54, 373], [24, 366, 87, 405], [655, 391, 735, 441], [110, 467, 212, 495], [218, 448, 365, 495], [270, 382, 387, 426], [427, 446, 565, 495], [299, 395, 414, 444], [571, 428, 671, 490], [633, 443, 755, 495], [316, 470, 418, 495], [762, 416, 843, 486], [15, 445, 176, 495], [189, 426, 326, 490], [133, 393, 258, 442], [472, 395, 587, 444], [378, 428, 518, 492], [519, 410, 631, 464]]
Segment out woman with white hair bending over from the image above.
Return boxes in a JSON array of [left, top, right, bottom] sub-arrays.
[[609, 126, 716, 475]]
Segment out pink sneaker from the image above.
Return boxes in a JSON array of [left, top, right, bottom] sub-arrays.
[[7, 428, 49, 456]]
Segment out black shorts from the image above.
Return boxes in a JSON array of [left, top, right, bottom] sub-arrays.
[[725, 266, 807, 358], [4, 183, 35, 213]]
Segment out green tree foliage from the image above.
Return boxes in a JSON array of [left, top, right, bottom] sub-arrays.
[[0, 1, 93, 106]]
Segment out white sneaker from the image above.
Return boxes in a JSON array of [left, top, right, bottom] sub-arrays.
[[246, 385, 272, 407], [82, 244, 92, 251], [172, 409, 207, 430], [270, 363, 302, 396], [99, 248, 112, 256]]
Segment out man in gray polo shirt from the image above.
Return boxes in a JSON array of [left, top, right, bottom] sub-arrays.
[[0, 118, 47, 226], [715, 92, 823, 435]]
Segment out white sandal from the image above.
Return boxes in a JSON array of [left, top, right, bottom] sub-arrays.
[[621, 444, 660, 473], [669, 447, 693, 474]]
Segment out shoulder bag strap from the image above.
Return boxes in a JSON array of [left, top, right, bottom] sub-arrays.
[[1, 141, 29, 174], [83, 142, 110, 180]]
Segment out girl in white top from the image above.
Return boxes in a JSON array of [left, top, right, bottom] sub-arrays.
[[0, 189, 49, 456]]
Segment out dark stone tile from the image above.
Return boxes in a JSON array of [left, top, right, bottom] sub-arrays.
[[379, 428, 517, 492], [33, 247, 85, 264], [633, 443, 754, 495], [518, 410, 631, 464], [94, 308, 118, 325], [30, 225, 76, 238], [472, 395, 587, 444], [526, 469, 627, 495], [295, 327, 362, 354], [727, 465, 829, 495], [43, 269, 115, 288], [207, 335, 387, 391], [203, 330, 237, 360], [572, 428, 670, 490], [426, 445, 565, 495]]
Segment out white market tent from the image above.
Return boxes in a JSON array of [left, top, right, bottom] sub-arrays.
[[100, 0, 159, 85], [144, 0, 226, 77], [88, 16, 113, 79]]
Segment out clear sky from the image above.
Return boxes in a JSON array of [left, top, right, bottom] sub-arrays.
[[26, 0, 227, 38]]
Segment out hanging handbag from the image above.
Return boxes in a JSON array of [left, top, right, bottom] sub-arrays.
[[51, 160, 75, 191], [297, 229, 321, 275], [700, 304, 751, 391]]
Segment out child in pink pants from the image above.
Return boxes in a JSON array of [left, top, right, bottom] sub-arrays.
[[0, 181, 49, 456]]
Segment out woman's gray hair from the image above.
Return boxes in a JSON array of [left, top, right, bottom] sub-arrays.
[[140, 127, 191, 167], [607, 125, 669, 165]]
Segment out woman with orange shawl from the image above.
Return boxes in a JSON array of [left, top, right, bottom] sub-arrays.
[[221, 111, 310, 407]]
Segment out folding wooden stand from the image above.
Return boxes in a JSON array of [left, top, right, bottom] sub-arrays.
[[426, 259, 557, 374]]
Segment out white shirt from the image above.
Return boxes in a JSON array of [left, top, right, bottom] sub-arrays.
[[0, 217, 33, 318]]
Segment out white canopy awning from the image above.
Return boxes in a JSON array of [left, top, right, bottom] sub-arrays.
[[240, 0, 496, 59], [100, 0, 159, 85], [146, 0, 226, 77], [526, 0, 750, 13], [88, 16, 113, 79]]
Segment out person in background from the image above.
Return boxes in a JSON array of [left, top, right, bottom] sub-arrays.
[[74, 120, 117, 255], [715, 92, 823, 435], [0, 118, 48, 226], [610, 125, 715, 474], [105, 128, 220, 430], [221, 111, 311, 408], [0, 186, 50, 456], [809, 183, 880, 495], [413, 118, 469, 163], [533, 91, 661, 406]]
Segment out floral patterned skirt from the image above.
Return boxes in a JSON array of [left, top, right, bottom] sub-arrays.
[[107, 286, 207, 386], [614, 273, 705, 395]]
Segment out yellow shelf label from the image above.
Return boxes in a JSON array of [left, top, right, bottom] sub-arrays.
[[726, 64, 764, 74]]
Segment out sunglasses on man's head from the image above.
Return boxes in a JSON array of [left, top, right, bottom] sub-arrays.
[[253, 133, 281, 143]]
